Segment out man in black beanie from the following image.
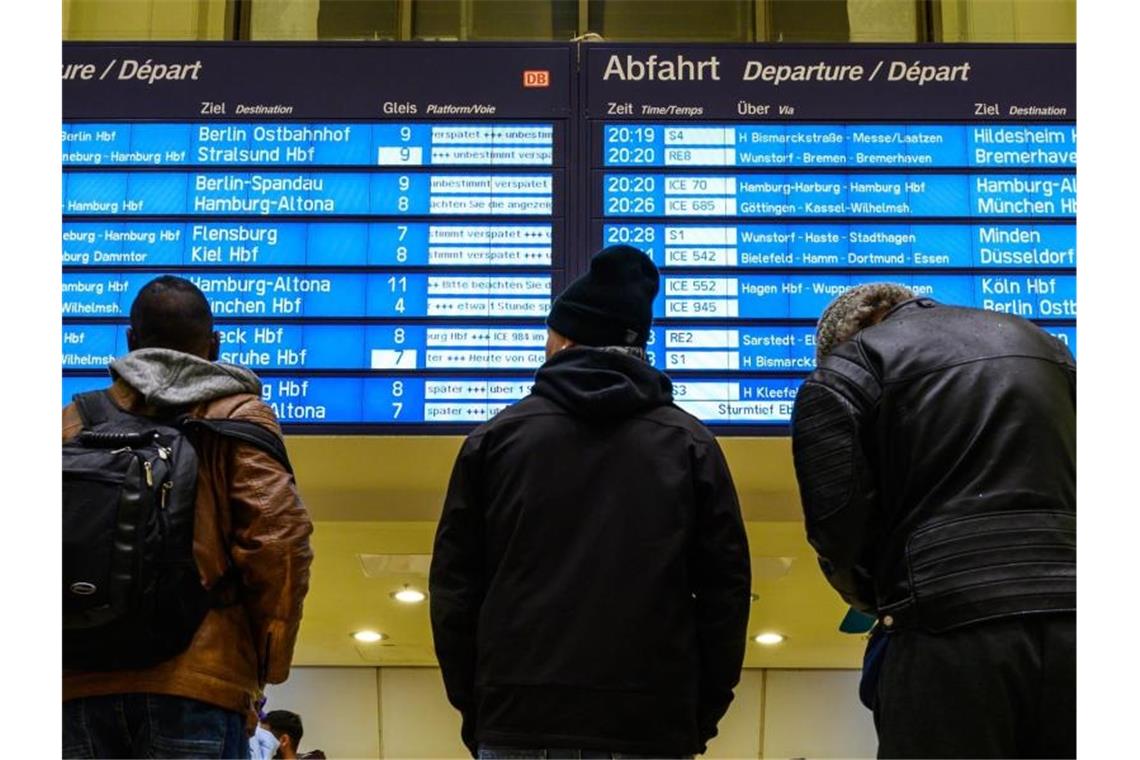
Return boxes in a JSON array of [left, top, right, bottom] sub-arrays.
[[430, 245, 752, 758]]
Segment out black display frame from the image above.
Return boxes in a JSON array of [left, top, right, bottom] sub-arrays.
[[62, 42, 1076, 435]]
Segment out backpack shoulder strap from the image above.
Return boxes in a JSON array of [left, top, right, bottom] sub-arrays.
[[182, 418, 294, 475], [72, 390, 127, 429]]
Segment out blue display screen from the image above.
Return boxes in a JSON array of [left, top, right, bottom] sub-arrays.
[[61, 46, 576, 428], [63, 123, 557, 167], [66, 321, 1075, 378], [599, 173, 1075, 218], [645, 324, 1076, 374], [64, 323, 549, 371], [62, 373, 537, 424], [655, 273, 1075, 320], [601, 124, 1077, 168], [62, 43, 1077, 431], [587, 44, 1074, 428], [62, 221, 558, 268], [600, 223, 1075, 269], [60, 373, 803, 425], [63, 272, 552, 318], [64, 172, 557, 216], [593, 138, 1076, 426]]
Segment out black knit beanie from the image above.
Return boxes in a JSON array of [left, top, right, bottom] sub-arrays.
[[546, 245, 659, 347]]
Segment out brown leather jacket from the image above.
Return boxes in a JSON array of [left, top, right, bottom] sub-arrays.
[[62, 378, 314, 717]]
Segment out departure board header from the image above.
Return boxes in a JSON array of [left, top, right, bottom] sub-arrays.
[[586, 45, 1074, 120], [63, 43, 573, 119]]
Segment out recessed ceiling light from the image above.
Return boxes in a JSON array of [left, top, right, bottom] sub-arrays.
[[391, 586, 427, 604], [352, 630, 387, 643], [754, 632, 785, 646]]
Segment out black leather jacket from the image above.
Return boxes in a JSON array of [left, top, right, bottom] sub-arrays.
[[791, 299, 1075, 632]]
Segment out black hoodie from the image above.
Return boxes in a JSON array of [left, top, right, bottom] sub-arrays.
[[430, 348, 751, 756]]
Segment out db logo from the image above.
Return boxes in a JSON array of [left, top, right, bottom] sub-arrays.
[[523, 70, 550, 88]]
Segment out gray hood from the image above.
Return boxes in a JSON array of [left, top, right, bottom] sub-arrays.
[[110, 348, 262, 407]]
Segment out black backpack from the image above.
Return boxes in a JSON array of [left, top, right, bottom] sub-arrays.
[[62, 390, 292, 671]]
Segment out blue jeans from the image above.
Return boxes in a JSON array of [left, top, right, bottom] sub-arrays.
[[63, 693, 246, 759], [478, 747, 688, 759]]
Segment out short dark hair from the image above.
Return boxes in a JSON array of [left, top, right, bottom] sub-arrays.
[[263, 710, 303, 748], [128, 275, 214, 354]]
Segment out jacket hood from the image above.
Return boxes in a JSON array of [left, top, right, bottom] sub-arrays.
[[109, 348, 263, 408], [531, 347, 673, 419]]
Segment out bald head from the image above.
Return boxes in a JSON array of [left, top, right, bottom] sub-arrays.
[[127, 275, 219, 360], [815, 282, 918, 361]]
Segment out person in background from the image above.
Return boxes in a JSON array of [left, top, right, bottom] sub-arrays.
[[790, 283, 1076, 758], [250, 696, 279, 760], [430, 245, 752, 758], [62, 276, 314, 759], [261, 710, 325, 759], [250, 724, 279, 760]]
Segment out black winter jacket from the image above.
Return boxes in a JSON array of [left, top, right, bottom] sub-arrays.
[[430, 347, 751, 756], [790, 299, 1076, 633]]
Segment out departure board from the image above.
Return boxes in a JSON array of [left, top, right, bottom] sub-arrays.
[[63, 44, 572, 429], [63, 43, 1076, 433], [587, 45, 1076, 426]]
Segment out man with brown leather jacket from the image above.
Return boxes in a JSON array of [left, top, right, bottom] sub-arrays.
[[62, 276, 314, 759]]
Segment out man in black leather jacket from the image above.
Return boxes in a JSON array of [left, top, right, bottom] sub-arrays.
[[791, 283, 1075, 759], [430, 245, 751, 759]]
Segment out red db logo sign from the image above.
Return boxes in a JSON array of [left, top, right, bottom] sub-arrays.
[[523, 70, 550, 88]]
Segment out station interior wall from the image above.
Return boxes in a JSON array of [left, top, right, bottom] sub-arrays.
[[267, 666, 878, 759], [62, 0, 1076, 43]]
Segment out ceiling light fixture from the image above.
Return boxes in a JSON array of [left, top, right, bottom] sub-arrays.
[[753, 632, 785, 646], [392, 585, 427, 604], [352, 630, 387, 643]]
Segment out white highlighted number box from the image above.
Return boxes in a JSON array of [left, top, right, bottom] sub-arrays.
[[664, 176, 736, 194], [664, 198, 737, 216], [665, 148, 736, 166], [665, 351, 740, 370], [664, 299, 739, 317], [665, 277, 739, 296], [666, 248, 738, 266], [675, 400, 792, 423], [371, 349, 419, 369], [664, 127, 736, 146], [377, 147, 424, 165], [666, 329, 740, 349], [664, 226, 738, 245]]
